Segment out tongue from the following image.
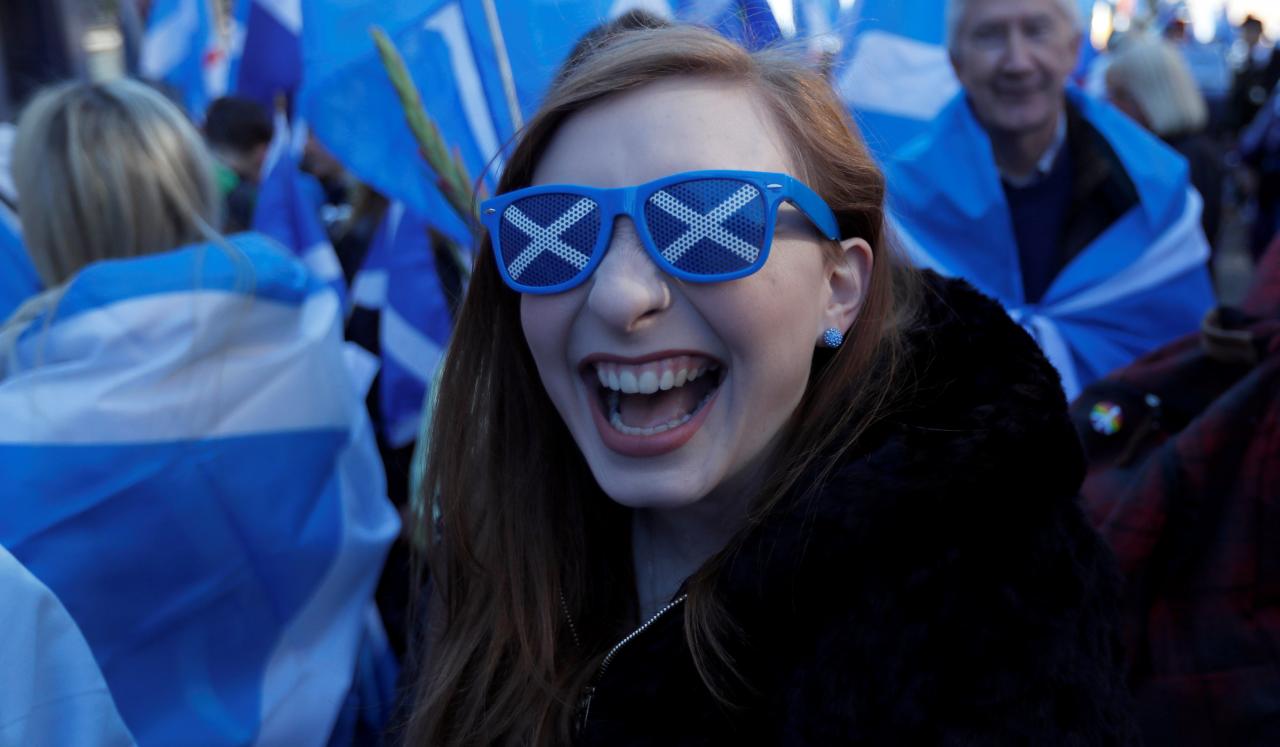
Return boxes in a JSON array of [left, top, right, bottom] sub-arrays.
[[617, 375, 714, 429]]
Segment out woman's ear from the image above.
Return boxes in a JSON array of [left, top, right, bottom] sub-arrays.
[[823, 237, 873, 336]]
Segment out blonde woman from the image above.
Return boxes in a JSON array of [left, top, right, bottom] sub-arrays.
[[1107, 35, 1223, 246], [0, 79, 398, 745]]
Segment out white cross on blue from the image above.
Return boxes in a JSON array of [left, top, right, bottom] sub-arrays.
[[649, 184, 761, 264], [504, 198, 596, 280]]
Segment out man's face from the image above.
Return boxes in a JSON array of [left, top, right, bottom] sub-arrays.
[[950, 0, 1081, 137], [1243, 24, 1262, 48]]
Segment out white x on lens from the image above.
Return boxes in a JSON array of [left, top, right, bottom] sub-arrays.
[[504, 198, 596, 280], [649, 184, 761, 264]]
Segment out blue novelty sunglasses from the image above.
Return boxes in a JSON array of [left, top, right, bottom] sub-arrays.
[[480, 170, 840, 294]]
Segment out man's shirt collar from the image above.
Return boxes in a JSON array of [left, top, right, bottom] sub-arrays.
[[1001, 111, 1068, 189]]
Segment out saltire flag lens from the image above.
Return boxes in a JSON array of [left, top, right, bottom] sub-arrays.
[[496, 178, 766, 290]]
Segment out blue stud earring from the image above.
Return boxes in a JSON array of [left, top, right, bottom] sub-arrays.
[[821, 327, 844, 348]]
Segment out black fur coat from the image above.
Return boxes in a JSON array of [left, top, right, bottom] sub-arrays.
[[577, 274, 1140, 746]]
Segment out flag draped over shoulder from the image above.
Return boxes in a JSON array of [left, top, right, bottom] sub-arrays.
[[0, 235, 399, 746], [0, 543, 135, 746], [885, 89, 1215, 400], [140, 0, 224, 119]]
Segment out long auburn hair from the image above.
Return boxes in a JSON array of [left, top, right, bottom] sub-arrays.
[[406, 24, 920, 746]]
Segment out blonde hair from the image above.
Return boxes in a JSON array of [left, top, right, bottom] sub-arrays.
[[12, 78, 221, 288], [1105, 35, 1208, 138]]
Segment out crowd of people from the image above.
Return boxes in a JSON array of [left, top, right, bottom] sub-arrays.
[[2, 1, 1279, 746]]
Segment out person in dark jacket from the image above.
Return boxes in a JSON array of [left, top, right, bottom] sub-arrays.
[[203, 96, 274, 234], [1228, 15, 1280, 135], [401, 24, 1136, 746], [1072, 233, 1280, 747]]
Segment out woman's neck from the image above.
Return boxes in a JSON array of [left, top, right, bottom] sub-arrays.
[[629, 468, 761, 621]]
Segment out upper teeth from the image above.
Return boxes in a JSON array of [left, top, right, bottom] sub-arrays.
[[594, 356, 717, 394]]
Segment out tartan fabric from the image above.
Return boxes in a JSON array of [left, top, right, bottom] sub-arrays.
[[1072, 235, 1280, 746]]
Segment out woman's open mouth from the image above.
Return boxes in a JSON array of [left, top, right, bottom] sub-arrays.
[[581, 353, 724, 457]]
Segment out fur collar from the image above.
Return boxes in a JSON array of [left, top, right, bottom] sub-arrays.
[[579, 272, 1136, 745]]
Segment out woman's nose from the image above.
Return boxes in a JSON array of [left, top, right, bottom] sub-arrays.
[[585, 217, 671, 333]]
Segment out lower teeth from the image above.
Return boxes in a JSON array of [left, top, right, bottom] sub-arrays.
[[606, 389, 715, 437]]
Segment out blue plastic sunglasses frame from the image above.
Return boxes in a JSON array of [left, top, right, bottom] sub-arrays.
[[480, 169, 841, 295]]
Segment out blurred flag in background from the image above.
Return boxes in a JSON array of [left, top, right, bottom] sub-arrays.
[[833, 0, 958, 161], [252, 113, 349, 308], [227, 0, 304, 113], [140, 0, 225, 119]]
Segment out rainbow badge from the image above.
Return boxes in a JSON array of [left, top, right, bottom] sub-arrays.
[[1089, 402, 1124, 436]]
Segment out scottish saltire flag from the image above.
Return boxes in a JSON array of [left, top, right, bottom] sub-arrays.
[[375, 205, 456, 448], [0, 235, 399, 746], [792, 0, 844, 51], [227, 0, 303, 112], [885, 89, 1215, 400], [299, 0, 509, 245], [253, 115, 348, 307], [677, 0, 782, 49], [349, 203, 397, 317], [832, 0, 958, 160], [298, 0, 784, 243], [140, 0, 224, 119], [1, 543, 135, 746]]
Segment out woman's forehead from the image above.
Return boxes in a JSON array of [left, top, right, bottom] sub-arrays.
[[531, 77, 793, 188]]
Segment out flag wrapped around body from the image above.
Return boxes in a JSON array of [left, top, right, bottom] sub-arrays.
[[0, 234, 399, 746], [885, 89, 1215, 400], [0, 543, 136, 746]]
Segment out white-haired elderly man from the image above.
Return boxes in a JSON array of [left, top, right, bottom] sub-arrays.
[[885, 0, 1215, 400]]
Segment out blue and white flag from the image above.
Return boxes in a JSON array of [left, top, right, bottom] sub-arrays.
[[349, 203, 397, 316], [792, 0, 845, 52], [372, 205, 457, 448], [677, 0, 782, 49], [253, 115, 348, 307], [0, 235, 399, 746], [299, 0, 509, 245], [0, 543, 135, 746], [140, 0, 225, 119], [885, 89, 1216, 400], [832, 0, 958, 160], [227, 0, 304, 112], [298, 0, 783, 244]]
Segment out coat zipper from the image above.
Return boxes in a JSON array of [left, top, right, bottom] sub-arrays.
[[576, 594, 688, 732]]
